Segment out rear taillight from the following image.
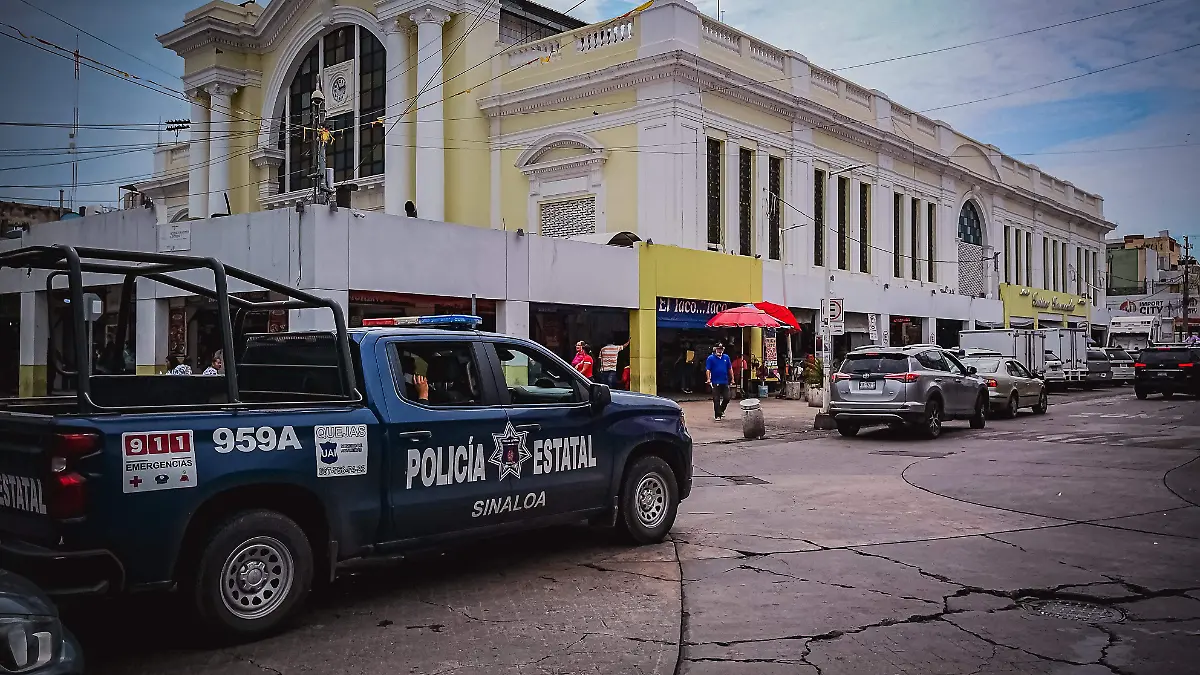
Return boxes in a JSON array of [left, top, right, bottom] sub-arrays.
[[832, 373, 852, 381], [985, 378, 998, 388], [1181, 363, 1194, 368], [884, 373, 920, 383], [47, 432, 98, 519]]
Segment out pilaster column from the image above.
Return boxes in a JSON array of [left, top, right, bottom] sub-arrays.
[[724, 136, 740, 252], [187, 90, 210, 220], [135, 296, 169, 375], [496, 300, 529, 339], [382, 18, 412, 216], [205, 81, 239, 218], [410, 7, 451, 221]]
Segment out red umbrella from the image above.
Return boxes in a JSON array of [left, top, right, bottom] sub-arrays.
[[753, 302, 801, 331], [706, 304, 785, 328]]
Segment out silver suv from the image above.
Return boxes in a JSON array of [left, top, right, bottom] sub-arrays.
[[829, 344, 989, 439]]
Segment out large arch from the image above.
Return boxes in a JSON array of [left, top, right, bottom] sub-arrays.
[[514, 131, 606, 168], [950, 143, 1001, 182], [257, 5, 388, 148]]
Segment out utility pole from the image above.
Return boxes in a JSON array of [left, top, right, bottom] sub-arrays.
[[311, 86, 333, 206], [1183, 235, 1193, 340]]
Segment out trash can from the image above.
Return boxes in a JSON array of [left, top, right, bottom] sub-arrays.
[[741, 398, 766, 439], [757, 383, 768, 398]]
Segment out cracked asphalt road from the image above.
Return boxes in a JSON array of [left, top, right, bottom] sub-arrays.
[[71, 389, 1198, 674], [676, 389, 1200, 675]]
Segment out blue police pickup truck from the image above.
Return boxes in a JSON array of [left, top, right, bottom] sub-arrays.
[[0, 246, 692, 639]]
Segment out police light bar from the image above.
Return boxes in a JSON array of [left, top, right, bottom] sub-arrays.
[[361, 314, 483, 329]]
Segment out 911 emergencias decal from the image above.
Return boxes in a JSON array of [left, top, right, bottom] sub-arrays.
[[122, 430, 197, 493]]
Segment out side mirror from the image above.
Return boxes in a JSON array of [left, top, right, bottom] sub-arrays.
[[967, 366, 978, 375], [590, 383, 611, 412]]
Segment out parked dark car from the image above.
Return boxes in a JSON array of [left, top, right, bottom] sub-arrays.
[[1134, 346, 1200, 399], [1084, 348, 1113, 387], [0, 570, 82, 673]]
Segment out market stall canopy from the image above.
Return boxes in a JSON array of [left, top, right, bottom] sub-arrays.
[[753, 302, 801, 331], [706, 304, 786, 328]]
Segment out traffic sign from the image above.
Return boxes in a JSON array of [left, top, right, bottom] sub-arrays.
[[829, 321, 845, 336], [828, 298, 844, 322]]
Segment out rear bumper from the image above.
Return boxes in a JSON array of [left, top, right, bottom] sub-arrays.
[[1135, 378, 1194, 393], [830, 401, 925, 425], [0, 539, 123, 596]]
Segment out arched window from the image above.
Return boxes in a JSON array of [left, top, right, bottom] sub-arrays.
[[958, 201, 983, 246], [279, 25, 386, 194]]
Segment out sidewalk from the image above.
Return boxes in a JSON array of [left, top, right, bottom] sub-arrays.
[[679, 395, 819, 444]]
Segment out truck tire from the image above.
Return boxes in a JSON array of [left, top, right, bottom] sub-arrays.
[[837, 421, 860, 437], [1135, 388, 1148, 400], [618, 455, 679, 545], [192, 510, 314, 641]]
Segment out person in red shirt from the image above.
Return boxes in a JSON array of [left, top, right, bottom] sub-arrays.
[[571, 341, 594, 379]]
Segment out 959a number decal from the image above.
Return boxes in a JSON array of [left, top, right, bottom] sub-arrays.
[[213, 426, 303, 454]]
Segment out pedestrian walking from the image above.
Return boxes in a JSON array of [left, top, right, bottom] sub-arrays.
[[706, 343, 733, 420], [572, 341, 594, 378], [597, 337, 629, 388]]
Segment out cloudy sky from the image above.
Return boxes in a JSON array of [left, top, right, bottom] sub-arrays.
[[2, 0, 1198, 243]]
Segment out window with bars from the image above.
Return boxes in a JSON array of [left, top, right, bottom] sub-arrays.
[[358, 29, 386, 178], [540, 197, 596, 238], [1043, 237, 1050, 289], [1052, 240, 1060, 291], [911, 197, 921, 280], [1091, 251, 1099, 305], [1014, 228, 1023, 285], [957, 202, 983, 245], [706, 139, 722, 247], [1061, 243, 1068, 292], [1025, 231, 1033, 285], [768, 156, 782, 260], [281, 25, 386, 193], [893, 192, 903, 277], [814, 169, 825, 266], [837, 176, 849, 270], [738, 148, 753, 256], [858, 182, 870, 273], [1077, 248, 1083, 294], [1004, 224, 1011, 284], [927, 202, 936, 282]]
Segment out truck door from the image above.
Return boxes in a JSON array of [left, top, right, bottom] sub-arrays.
[[482, 340, 609, 522], [375, 338, 515, 541]]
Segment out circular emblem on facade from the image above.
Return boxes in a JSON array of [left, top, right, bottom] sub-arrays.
[[331, 74, 348, 104]]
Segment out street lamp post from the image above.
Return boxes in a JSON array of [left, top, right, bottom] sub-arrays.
[[816, 163, 869, 430]]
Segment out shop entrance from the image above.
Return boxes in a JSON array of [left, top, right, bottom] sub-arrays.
[[936, 319, 963, 348], [0, 295, 17, 397], [530, 304, 629, 365], [890, 316, 923, 347]]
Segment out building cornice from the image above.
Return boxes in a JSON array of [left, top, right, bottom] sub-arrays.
[[183, 66, 262, 91], [158, 0, 325, 56], [479, 50, 1115, 235]]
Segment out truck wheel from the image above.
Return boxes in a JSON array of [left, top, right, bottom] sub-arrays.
[[1033, 390, 1048, 414], [1005, 393, 1019, 419], [836, 422, 860, 437], [192, 510, 313, 641], [1135, 388, 1148, 400], [920, 399, 943, 440], [969, 395, 987, 429], [618, 455, 679, 545], [1163, 392, 1174, 400]]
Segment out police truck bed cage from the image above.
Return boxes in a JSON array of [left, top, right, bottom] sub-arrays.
[[0, 245, 359, 415]]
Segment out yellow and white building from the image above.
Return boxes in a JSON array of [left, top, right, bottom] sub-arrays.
[[4, 0, 1117, 396]]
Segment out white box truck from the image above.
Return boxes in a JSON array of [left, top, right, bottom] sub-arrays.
[[1108, 316, 1163, 354], [958, 329, 1047, 374], [1041, 327, 1089, 386]]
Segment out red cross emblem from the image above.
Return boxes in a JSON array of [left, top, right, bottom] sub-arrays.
[[129, 476, 142, 489]]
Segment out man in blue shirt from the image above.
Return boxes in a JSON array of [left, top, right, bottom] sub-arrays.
[[705, 343, 733, 420]]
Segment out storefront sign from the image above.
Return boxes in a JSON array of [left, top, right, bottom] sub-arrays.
[[1110, 295, 1197, 319], [764, 337, 777, 364], [1051, 298, 1078, 312], [868, 314, 879, 341], [1031, 295, 1051, 309], [655, 297, 739, 329], [157, 223, 191, 252]]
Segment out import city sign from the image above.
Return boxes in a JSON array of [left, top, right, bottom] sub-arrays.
[[1109, 294, 1197, 319]]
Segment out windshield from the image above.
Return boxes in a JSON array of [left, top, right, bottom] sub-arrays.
[[1140, 349, 1193, 367], [1106, 349, 1133, 362], [839, 353, 909, 374], [961, 358, 1001, 373], [1045, 352, 1060, 361]]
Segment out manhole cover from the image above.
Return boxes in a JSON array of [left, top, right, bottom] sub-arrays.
[[724, 475, 769, 486], [1022, 599, 1125, 623]]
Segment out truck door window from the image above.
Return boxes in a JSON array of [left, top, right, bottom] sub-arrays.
[[388, 342, 483, 407], [492, 343, 584, 406]]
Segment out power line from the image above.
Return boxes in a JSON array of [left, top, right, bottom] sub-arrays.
[[831, 0, 1173, 71]]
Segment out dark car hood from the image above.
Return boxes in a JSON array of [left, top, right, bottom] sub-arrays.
[[609, 390, 681, 413], [0, 570, 58, 617]]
